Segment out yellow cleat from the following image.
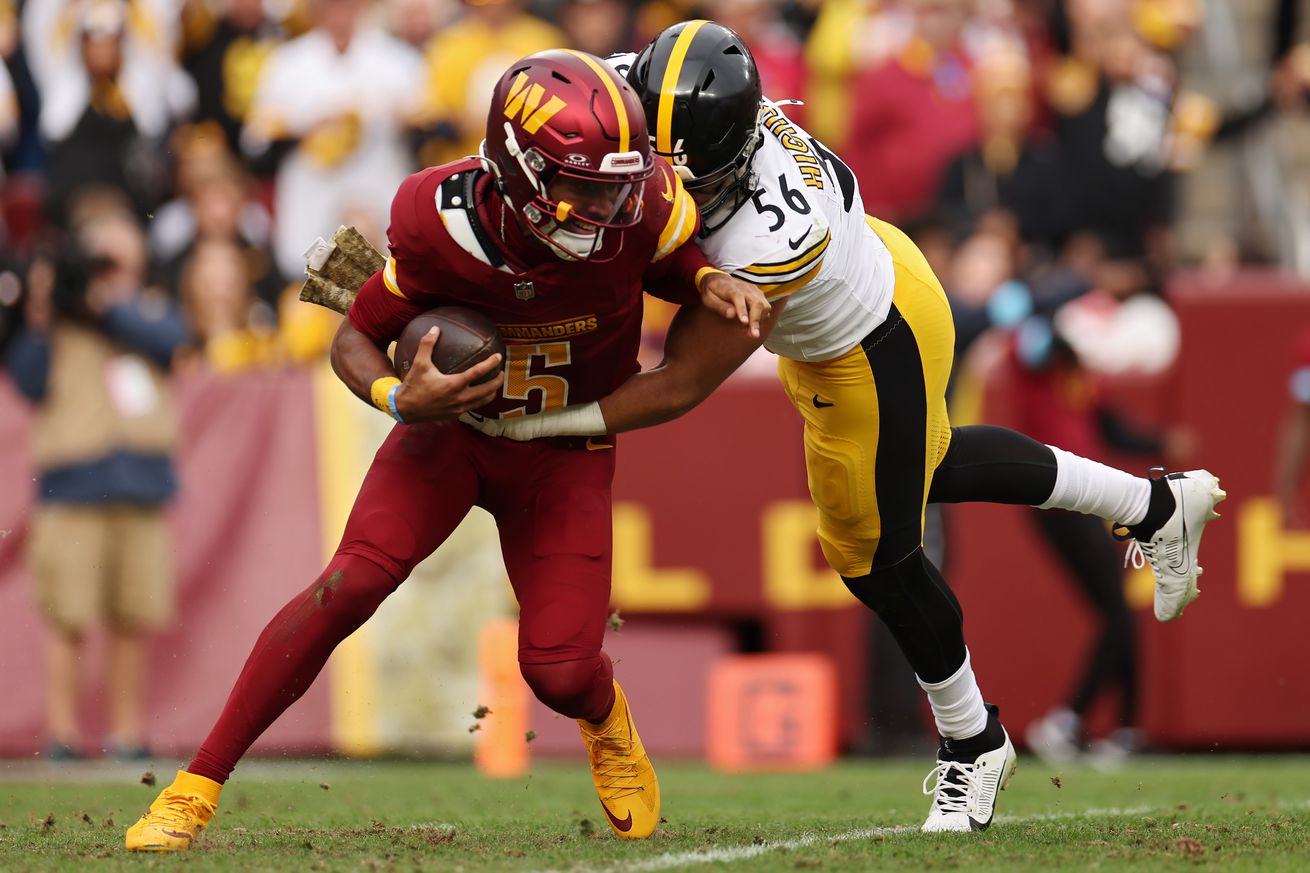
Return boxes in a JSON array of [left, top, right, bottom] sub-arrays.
[[578, 680, 660, 839], [125, 769, 221, 852]]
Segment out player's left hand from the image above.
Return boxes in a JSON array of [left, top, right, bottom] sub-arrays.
[[699, 271, 771, 339]]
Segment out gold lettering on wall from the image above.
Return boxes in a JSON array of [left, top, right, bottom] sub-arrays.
[[611, 503, 711, 611], [1239, 497, 1310, 607], [761, 501, 852, 610]]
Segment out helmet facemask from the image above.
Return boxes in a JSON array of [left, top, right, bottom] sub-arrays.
[[679, 114, 763, 234], [496, 121, 652, 262], [627, 20, 767, 236]]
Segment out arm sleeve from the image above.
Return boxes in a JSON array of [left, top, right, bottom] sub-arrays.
[[101, 298, 189, 369], [4, 329, 51, 402]]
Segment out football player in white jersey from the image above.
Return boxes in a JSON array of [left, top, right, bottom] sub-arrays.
[[465, 21, 1226, 832]]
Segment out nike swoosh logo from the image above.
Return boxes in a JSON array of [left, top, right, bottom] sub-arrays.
[[1167, 492, 1191, 573], [601, 803, 633, 832], [660, 172, 675, 203], [788, 231, 809, 250], [812, 394, 834, 408], [586, 437, 613, 451]]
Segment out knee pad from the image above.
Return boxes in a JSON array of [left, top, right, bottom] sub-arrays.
[[842, 547, 945, 619], [842, 547, 966, 682], [519, 654, 614, 722]]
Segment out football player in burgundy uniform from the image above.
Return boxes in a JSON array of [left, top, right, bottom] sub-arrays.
[[126, 49, 768, 852]]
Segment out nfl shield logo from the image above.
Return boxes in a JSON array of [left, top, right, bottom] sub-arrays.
[[514, 281, 535, 301]]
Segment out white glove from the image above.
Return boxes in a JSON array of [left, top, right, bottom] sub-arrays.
[[458, 402, 606, 441]]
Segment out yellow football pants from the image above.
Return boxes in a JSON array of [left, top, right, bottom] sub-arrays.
[[777, 217, 955, 578]]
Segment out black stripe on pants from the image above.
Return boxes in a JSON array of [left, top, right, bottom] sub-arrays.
[[841, 305, 967, 684]]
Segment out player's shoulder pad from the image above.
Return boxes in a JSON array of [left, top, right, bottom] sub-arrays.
[[389, 160, 479, 250], [722, 192, 830, 298], [645, 158, 699, 263], [382, 160, 478, 300]]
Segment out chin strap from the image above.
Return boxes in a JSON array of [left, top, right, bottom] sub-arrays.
[[547, 225, 604, 261]]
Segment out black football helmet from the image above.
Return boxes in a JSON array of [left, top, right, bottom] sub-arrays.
[[626, 20, 762, 232]]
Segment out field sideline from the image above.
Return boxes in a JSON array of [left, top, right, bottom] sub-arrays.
[[2, 756, 1308, 871]]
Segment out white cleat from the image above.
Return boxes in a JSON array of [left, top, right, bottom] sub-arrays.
[[922, 710, 1017, 833], [1123, 469, 1226, 623]]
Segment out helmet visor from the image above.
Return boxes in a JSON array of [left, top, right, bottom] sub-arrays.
[[545, 170, 645, 232]]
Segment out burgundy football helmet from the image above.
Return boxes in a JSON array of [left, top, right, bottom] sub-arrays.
[[483, 50, 654, 261]]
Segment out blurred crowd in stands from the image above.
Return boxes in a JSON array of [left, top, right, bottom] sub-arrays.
[[0, 0, 1304, 376]]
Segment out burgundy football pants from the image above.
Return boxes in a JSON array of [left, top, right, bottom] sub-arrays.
[[189, 422, 617, 784]]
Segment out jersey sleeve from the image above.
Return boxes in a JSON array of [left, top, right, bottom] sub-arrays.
[[725, 206, 830, 301], [381, 168, 448, 298], [346, 170, 444, 345], [648, 161, 700, 263], [641, 162, 708, 305], [348, 271, 426, 346]]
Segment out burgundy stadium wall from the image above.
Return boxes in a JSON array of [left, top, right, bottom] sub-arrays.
[[1, 276, 1308, 757]]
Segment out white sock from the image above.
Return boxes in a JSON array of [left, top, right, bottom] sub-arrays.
[[917, 650, 988, 741], [1037, 445, 1151, 525]]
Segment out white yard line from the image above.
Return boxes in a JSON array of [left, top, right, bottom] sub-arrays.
[[527, 805, 1175, 873]]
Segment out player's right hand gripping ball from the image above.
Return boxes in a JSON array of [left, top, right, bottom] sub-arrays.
[[393, 306, 506, 384]]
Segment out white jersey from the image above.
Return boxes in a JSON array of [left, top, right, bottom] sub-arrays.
[[605, 55, 893, 362], [706, 99, 894, 361]]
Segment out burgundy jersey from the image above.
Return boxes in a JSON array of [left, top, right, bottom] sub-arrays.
[[349, 157, 707, 419]]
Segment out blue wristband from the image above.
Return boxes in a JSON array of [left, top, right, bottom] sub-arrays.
[[387, 383, 406, 423]]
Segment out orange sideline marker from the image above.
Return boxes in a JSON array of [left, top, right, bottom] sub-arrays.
[[474, 618, 530, 777], [707, 653, 838, 772]]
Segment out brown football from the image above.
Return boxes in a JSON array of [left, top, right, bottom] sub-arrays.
[[392, 306, 506, 385]]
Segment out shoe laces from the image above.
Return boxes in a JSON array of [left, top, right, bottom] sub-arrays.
[[149, 791, 216, 829], [1123, 535, 1183, 576], [585, 732, 644, 800], [1124, 538, 1149, 570], [922, 760, 977, 816]]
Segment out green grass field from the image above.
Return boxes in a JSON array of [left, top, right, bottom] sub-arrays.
[[2, 756, 1308, 871]]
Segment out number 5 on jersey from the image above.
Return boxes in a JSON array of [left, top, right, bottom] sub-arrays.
[[500, 342, 572, 416]]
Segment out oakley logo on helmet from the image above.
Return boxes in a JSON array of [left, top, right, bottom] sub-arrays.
[[503, 73, 568, 135], [564, 153, 591, 167]]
